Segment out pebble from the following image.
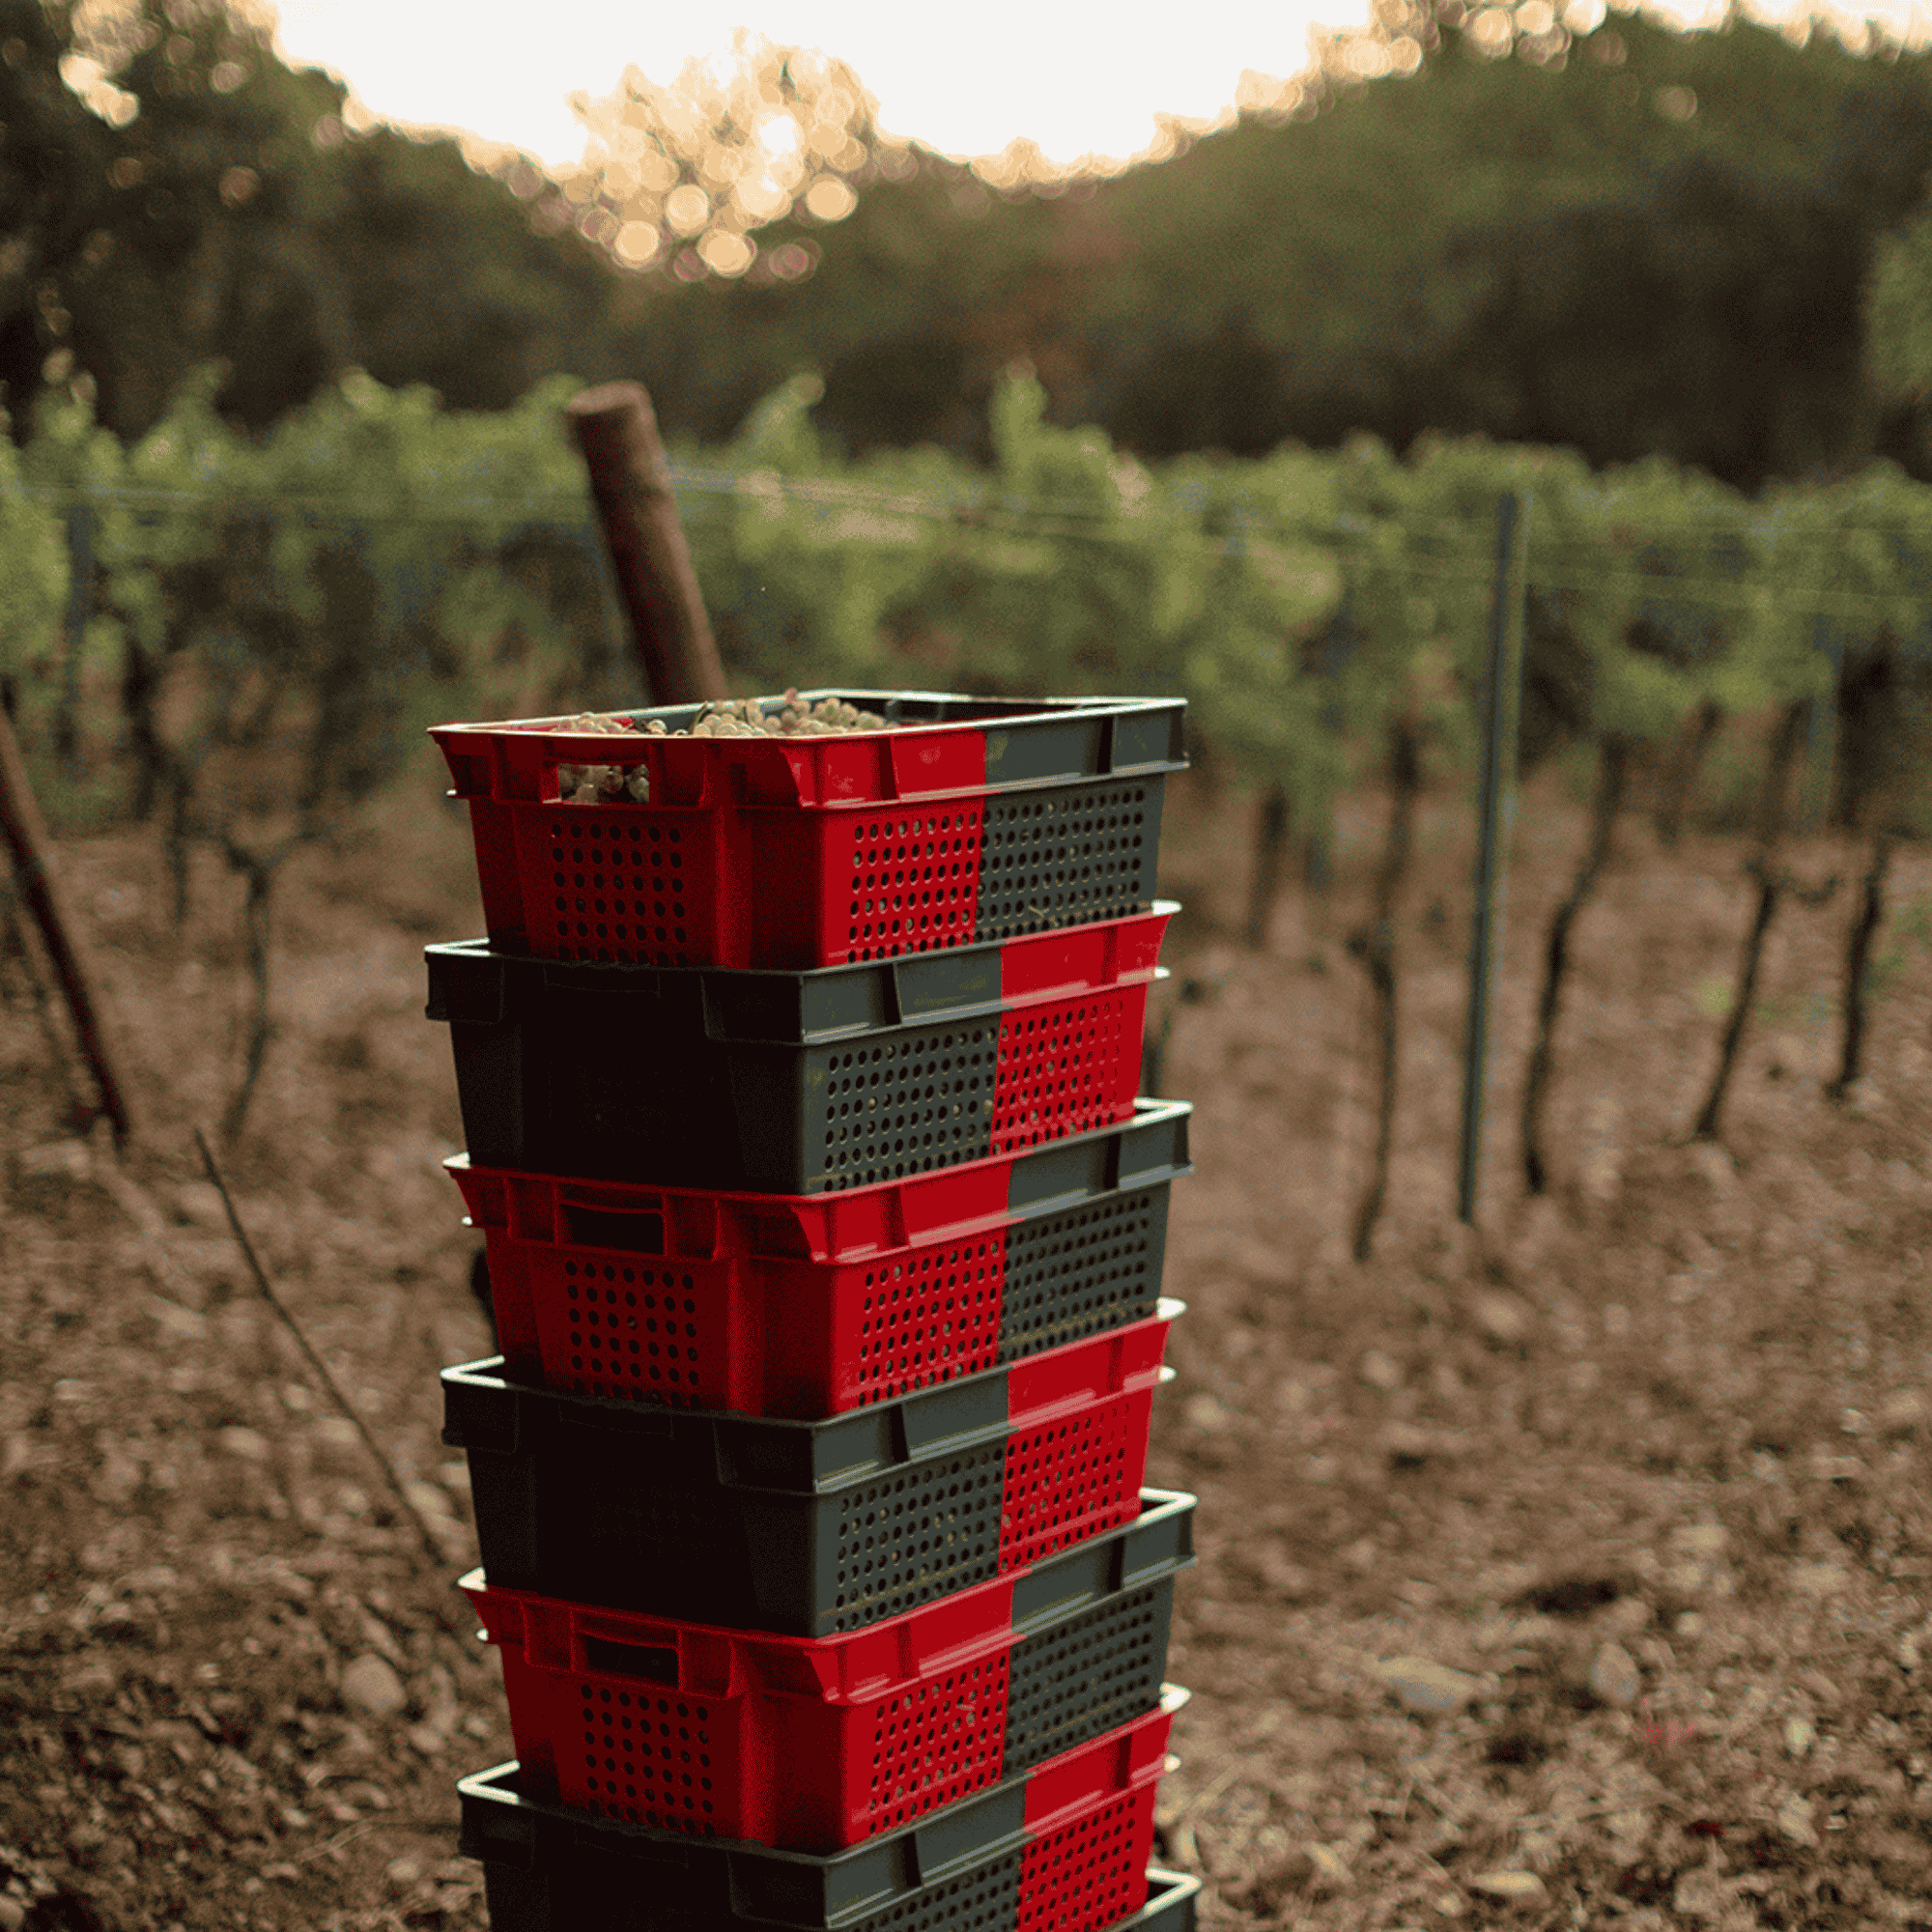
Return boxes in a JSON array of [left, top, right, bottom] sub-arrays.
[[0, 1894, 26, 1932], [1806, 1450, 1864, 1483], [1790, 1561, 1847, 1597], [1248, 1842, 1350, 1908], [340, 1654, 409, 1719], [1776, 1792, 1819, 1846], [1358, 1349, 1404, 1391], [1879, 1389, 1929, 1433], [1283, 1842, 1351, 1893], [1468, 1871, 1547, 1902], [148, 1297, 208, 1341], [1183, 1392, 1231, 1434], [1380, 1421, 1436, 1463], [1374, 1655, 1482, 1715], [216, 1426, 270, 1463], [1588, 1640, 1642, 1709], [1471, 1292, 1532, 1345]]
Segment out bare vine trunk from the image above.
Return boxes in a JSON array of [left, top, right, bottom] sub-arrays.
[[1655, 699, 1723, 848], [217, 837, 297, 1144], [1244, 783, 1291, 950], [1348, 721, 1422, 1264], [1692, 701, 1808, 1142], [121, 635, 168, 823], [1829, 828, 1894, 1101], [1522, 734, 1629, 1195]]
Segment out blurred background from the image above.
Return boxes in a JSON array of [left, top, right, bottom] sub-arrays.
[[8, 13, 1932, 1929], [5, 0, 1932, 851], [18, 0, 1932, 471]]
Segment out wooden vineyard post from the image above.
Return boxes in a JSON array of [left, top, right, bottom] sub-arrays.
[[1457, 492, 1529, 1226], [565, 382, 729, 706], [0, 705, 134, 1142]]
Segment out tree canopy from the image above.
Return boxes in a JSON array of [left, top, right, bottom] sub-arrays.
[[598, 4, 1932, 491], [11, 0, 1932, 497], [0, 0, 619, 438]]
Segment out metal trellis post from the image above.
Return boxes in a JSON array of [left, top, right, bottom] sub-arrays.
[[1458, 491, 1529, 1226]]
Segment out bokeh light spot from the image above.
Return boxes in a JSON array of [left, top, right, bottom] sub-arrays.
[[1468, 7, 1516, 49], [665, 183, 711, 234], [698, 230, 753, 275], [803, 175, 857, 221], [614, 221, 661, 267]]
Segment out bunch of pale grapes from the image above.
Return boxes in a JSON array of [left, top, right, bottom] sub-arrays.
[[557, 692, 891, 802], [687, 691, 889, 738], [556, 711, 659, 805]]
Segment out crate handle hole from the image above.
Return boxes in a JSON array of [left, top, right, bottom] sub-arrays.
[[582, 1637, 680, 1685], [565, 1208, 668, 1255]]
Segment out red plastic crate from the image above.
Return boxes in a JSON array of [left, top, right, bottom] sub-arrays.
[[462, 1491, 1193, 1850], [443, 1316, 1177, 1634], [430, 691, 1184, 970], [451, 1100, 1190, 1416], [456, 1690, 1188, 1932]]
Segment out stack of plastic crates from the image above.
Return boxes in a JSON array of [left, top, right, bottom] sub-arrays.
[[428, 692, 1202, 1932]]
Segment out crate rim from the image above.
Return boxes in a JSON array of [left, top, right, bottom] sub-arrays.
[[453, 1483, 1197, 1669], [441, 1304, 1182, 1492], [454, 1685, 1190, 1870], [442, 1093, 1194, 1226], [431, 689, 1186, 747]]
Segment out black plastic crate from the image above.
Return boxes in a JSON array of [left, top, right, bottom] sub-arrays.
[[456, 1694, 1194, 1931], [425, 909, 1168, 1193], [441, 1325, 1175, 1637]]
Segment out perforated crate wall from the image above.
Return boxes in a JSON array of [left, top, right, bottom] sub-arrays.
[[451, 1102, 1190, 1417], [455, 1693, 1192, 1932], [434, 691, 1184, 970], [443, 1315, 1177, 1636], [464, 1492, 1192, 1850], [427, 911, 1170, 1194]]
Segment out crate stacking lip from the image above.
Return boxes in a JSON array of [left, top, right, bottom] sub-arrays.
[[426, 907, 1172, 1195], [441, 1311, 1177, 1638], [457, 1692, 1193, 1932], [431, 690, 1186, 971], [451, 1099, 1191, 1417], [463, 1489, 1193, 1851]]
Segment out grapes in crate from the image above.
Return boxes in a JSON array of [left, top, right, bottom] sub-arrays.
[[556, 689, 889, 802]]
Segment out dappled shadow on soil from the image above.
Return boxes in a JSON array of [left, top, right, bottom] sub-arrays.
[[0, 757, 1928, 1930]]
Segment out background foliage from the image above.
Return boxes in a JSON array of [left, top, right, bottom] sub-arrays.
[[12, 0, 1932, 488]]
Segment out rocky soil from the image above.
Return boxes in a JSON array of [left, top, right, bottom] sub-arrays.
[[0, 753, 1926, 1931]]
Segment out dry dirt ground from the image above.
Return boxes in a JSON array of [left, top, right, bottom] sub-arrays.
[[1, 746, 1929, 1932]]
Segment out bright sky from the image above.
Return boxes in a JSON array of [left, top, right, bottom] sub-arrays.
[[263, 0, 1388, 171], [265, 0, 1932, 174]]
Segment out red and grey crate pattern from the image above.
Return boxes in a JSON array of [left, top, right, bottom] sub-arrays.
[[424, 908, 1171, 1194], [432, 691, 1185, 971], [441, 1312, 1176, 1636], [448, 1100, 1190, 1417], [462, 1491, 1193, 1849], [457, 1691, 1196, 1932], [431, 690, 1193, 1924]]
